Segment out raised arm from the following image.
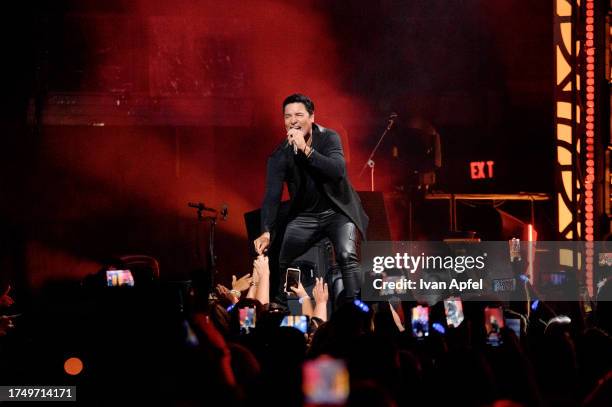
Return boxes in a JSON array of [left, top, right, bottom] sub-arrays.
[[291, 281, 314, 318], [312, 277, 329, 322], [249, 255, 270, 305]]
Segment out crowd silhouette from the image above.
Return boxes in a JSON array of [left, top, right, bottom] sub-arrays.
[[0, 255, 611, 407]]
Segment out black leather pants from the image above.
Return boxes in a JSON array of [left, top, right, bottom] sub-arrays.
[[278, 209, 361, 301]]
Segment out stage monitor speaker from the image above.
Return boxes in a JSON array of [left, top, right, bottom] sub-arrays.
[[356, 191, 391, 241]]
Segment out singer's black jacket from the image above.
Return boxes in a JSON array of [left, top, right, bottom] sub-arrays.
[[261, 124, 369, 243]]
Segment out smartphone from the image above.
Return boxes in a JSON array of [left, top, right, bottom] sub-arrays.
[[380, 275, 408, 296], [106, 269, 134, 287], [506, 318, 521, 339], [598, 252, 612, 266], [547, 272, 567, 286], [444, 297, 464, 328], [239, 307, 256, 332], [285, 267, 301, 294], [484, 306, 504, 346], [280, 315, 309, 334], [509, 238, 521, 262], [303, 356, 349, 405], [411, 305, 429, 338]]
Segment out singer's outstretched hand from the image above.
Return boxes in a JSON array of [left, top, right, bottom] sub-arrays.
[[254, 232, 270, 255]]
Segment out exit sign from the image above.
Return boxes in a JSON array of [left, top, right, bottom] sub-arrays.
[[470, 160, 495, 180]]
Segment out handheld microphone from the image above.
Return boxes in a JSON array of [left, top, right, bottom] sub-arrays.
[[283, 139, 298, 155], [288, 127, 301, 155]]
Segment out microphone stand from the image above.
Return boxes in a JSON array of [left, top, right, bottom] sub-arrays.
[[359, 114, 397, 191], [188, 202, 227, 299]]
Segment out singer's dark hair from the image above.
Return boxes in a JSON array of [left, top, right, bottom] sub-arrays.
[[282, 93, 315, 116]]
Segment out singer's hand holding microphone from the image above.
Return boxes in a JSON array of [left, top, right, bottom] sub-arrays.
[[287, 127, 307, 155]]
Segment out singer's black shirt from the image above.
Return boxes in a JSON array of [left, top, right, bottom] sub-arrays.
[[294, 154, 334, 213]]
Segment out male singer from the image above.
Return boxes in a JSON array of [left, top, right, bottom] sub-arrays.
[[254, 93, 369, 302]]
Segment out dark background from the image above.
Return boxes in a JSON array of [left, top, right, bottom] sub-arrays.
[[0, 0, 554, 291]]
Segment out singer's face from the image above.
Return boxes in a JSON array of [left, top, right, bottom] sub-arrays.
[[284, 102, 314, 136]]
